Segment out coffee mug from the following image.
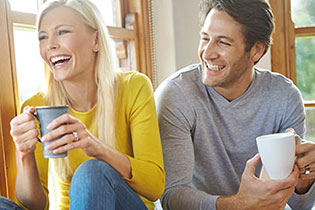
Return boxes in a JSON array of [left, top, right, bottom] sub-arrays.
[[34, 106, 68, 158], [256, 132, 295, 180]]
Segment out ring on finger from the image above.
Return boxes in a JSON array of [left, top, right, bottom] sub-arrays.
[[304, 165, 311, 175], [72, 131, 79, 142]]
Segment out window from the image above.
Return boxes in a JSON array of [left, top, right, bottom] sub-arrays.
[[0, 0, 156, 201], [269, 0, 315, 142]]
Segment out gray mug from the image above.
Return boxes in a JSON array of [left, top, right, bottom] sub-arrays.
[[34, 106, 69, 158]]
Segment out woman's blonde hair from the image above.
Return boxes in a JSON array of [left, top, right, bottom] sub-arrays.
[[37, 0, 118, 181]]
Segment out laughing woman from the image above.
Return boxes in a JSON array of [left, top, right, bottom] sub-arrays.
[[3, 0, 164, 210]]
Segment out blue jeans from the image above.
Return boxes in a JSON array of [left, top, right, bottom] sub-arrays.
[[0, 196, 22, 210], [69, 159, 148, 210]]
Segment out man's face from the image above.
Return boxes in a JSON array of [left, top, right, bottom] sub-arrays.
[[198, 9, 253, 90]]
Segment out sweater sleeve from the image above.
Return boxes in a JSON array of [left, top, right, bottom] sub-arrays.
[[122, 73, 165, 201], [155, 79, 218, 210]]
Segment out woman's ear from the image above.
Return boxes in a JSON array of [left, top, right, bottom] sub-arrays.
[[250, 42, 265, 63], [92, 31, 99, 52]]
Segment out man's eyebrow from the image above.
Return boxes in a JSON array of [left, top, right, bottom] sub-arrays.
[[200, 31, 208, 36], [218, 35, 234, 42], [200, 31, 234, 42]]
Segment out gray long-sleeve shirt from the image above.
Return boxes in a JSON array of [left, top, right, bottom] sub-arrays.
[[155, 64, 315, 210]]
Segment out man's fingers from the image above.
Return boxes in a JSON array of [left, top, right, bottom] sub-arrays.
[[245, 154, 260, 175]]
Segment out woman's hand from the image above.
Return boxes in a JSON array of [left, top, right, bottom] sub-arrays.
[[10, 106, 39, 156], [41, 113, 103, 157]]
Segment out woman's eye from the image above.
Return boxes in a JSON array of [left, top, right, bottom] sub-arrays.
[[58, 30, 70, 35], [39, 35, 47, 41]]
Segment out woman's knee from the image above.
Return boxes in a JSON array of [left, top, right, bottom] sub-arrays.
[[71, 159, 122, 190], [0, 196, 22, 210]]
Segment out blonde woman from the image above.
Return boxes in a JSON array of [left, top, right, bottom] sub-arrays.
[[6, 0, 165, 209]]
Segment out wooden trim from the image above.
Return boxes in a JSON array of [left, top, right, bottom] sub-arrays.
[[125, 13, 140, 72], [11, 11, 136, 41], [0, 0, 19, 200], [11, 11, 36, 26], [124, 0, 156, 87], [0, 110, 8, 197], [295, 27, 315, 37], [304, 102, 315, 108], [269, 0, 296, 84], [107, 26, 135, 40]]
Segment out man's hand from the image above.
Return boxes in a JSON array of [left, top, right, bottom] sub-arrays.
[[285, 128, 315, 194], [217, 154, 299, 210], [295, 141, 315, 194]]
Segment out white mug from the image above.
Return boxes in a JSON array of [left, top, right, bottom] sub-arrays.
[[256, 132, 295, 180]]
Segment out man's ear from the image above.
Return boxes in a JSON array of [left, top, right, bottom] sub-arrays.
[[92, 31, 99, 52], [250, 42, 265, 63]]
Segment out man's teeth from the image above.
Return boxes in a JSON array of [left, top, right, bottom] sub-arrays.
[[208, 64, 224, 71], [51, 56, 71, 64]]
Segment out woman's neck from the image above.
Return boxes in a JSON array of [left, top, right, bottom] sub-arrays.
[[63, 78, 98, 112]]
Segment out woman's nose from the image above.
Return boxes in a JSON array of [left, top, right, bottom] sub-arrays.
[[47, 36, 59, 50]]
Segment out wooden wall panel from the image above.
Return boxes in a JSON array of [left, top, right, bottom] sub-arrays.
[[0, 0, 19, 201]]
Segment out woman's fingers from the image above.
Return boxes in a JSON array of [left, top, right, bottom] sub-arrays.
[[46, 113, 79, 130]]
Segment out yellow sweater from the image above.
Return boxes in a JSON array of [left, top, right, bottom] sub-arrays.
[[19, 71, 165, 210]]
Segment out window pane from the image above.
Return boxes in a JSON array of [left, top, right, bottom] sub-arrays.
[[305, 107, 315, 142], [291, 0, 315, 28], [90, 0, 120, 26], [295, 37, 315, 101], [13, 26, 45, 105], [8, 0, 38, 14]]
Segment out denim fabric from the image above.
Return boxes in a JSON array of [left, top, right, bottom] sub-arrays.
[[69, 159, 148, 210], [0, 196, 22, 210]]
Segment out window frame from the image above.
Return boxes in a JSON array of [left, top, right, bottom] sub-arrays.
[[269, 0, 315, 107]]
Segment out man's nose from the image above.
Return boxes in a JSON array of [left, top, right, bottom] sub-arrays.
[[203, 40, 219, 60]]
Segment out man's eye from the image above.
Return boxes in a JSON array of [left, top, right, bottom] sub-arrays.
[[58, 30, 70, 35], [219, 41, 231, 46], [39, 35, 47, 41], [201, 37, 209, 41]]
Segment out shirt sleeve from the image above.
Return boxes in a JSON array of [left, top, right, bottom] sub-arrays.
[[155, 80, 218, 210], [16, 94, 49, 210], [122, 73, 165, 202], [279, 82, 306, 138]]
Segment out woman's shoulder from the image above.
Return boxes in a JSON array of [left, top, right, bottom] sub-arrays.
[[117, 71, 152, 89], [21, 92, 46, 108]]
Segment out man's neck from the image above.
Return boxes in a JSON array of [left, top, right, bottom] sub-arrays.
[[213, 68, 254, 102]]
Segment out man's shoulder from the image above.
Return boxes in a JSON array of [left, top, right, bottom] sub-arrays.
[[255, 68, 301, 100], [155, 64, 203, 104], [166, 63, 201, 83], [255, 68, 296, 89], [157, 64, 202, 91]]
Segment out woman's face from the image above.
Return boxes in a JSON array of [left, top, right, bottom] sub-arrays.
[[38, 6, 99, 82]]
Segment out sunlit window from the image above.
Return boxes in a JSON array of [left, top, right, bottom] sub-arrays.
[[13, 26, 45, 105], [291, 0, 315, 142], [8, 0, 38, 13]]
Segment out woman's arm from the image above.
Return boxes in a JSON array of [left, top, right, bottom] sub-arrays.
[[11, 106, 48, 210]]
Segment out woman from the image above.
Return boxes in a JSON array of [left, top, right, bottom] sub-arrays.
[[5, 0, 165, 209]]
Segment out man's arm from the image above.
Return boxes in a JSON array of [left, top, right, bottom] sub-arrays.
[[155, 80, 219, 210]]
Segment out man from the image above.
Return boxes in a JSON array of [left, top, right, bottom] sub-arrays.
[[155, 0, 315, 209]]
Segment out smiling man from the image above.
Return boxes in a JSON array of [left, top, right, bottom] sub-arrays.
[[155, 0, 315, 209]]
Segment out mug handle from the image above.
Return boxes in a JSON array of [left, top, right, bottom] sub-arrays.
[[32, 112, 42, 143]]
